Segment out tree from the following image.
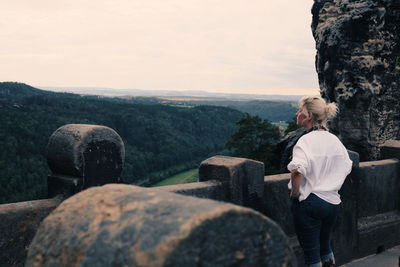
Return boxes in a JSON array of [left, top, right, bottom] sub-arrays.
[[0, 82, 245, 203], [226, 114, 281, 174], [284, 116, 300, 136]]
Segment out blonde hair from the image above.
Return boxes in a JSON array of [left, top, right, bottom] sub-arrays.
[[298, 96, 337, 128]]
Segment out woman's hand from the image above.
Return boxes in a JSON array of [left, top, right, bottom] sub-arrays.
[[290, 190, 300, 199]]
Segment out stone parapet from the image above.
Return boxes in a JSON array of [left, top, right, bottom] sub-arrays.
[[331, 151, 359, 264], [25, 184, 296, 267], [258, 147, 400, 266], [355, 159, 400, 257], [380, 140, 400, 160], [263, 173, 293, 235], [263, 150, 359, 237], [357, 159, 399, 217], [1, 123, 399, 267]]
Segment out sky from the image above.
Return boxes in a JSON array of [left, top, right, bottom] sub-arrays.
[[1, 0, 319, 95]]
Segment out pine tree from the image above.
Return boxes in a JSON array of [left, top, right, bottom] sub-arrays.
[[226, 114, 280, 174]]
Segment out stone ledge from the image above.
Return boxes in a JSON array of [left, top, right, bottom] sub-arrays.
[[357, 211, 400, 258], [264, 173, 290, 182], [358, 211, 400, 232], [359, 159, 399, 167], [152, 180, 224, 201]]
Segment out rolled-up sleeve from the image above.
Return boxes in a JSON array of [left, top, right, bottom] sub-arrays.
[[287, 144, 309, 177]]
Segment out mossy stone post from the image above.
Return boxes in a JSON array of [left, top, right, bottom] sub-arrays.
[[46, 124, 125, 197], [199, 156, 265, 212], [26, 184, 296, 267]]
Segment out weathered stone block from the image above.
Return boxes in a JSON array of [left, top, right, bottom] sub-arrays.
[[357, 211, 400, 257], [333, 164, 359, 265], [199, 156, 265, 212], [357, 159, 399, 218], [263, 173, 294, 236], [26, 184, 296, 267], [380, 140, 400, 160], [46, 124, 125, 197], [0, 198, 62, 267]]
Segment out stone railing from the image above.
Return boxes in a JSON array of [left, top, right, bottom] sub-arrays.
[[260, 147, 400, 265], [1, 124, 399, 266]]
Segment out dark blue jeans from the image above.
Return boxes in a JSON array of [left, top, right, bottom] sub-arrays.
[[291, 193, 340, 265]]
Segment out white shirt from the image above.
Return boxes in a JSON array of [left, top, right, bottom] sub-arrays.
[[287, 130, 352, 204]]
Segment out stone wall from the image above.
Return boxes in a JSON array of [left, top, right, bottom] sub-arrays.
[[261, 155, 400, 266], [25, 184, 295, 267], [1, 125, 399, 266], [312, 0, 400, 160], [0, 125, 293, 267], [356, 159, 400, 257]]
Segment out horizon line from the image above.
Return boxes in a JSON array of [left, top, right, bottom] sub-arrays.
[[37, 84, 320, 97]]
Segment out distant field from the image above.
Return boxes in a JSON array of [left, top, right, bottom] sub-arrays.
[[161, 98, 298, 122], [150, 168, 199, 187]]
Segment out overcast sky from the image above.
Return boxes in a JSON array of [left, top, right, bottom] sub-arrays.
[[1, 0, 319, 95]]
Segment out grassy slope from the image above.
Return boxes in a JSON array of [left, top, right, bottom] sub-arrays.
[[150, 168, 199, 187]]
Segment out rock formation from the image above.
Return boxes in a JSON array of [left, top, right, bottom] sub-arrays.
[[312, 0, 400, 160]]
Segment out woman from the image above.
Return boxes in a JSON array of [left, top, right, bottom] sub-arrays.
[[287, 96, 352, 267]]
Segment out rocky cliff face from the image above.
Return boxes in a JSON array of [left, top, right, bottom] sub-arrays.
[[312, 0, 400, 160]]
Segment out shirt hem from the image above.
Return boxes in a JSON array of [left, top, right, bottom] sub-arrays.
[[313, 192, 341, 205]]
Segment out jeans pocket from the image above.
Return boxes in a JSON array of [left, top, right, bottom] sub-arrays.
[[304, 200, 319, 219]]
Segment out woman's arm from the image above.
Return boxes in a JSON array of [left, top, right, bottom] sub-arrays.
[[290, 169, 304, 199]]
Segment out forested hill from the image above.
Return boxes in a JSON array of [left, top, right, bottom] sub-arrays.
[[182, 99, 296, 122], [125, 98, 298, 122], [0, 82, 244, 204]]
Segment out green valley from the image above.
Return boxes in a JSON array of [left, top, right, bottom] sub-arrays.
[[0, 82, 242, 203]]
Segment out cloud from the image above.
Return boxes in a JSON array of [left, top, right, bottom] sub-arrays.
[[0, 0, 318, 94]]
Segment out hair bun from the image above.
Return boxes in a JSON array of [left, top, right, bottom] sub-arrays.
[[325, 103, 338, 119]]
